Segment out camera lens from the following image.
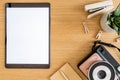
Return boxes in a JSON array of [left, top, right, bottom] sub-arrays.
[[117, 66, 120, 72], [97, 70, 106, 79]]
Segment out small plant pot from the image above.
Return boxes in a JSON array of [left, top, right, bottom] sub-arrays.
[[100, 12, 116, 33]]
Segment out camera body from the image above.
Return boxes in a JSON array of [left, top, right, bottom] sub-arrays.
[[78, 45, 120, 80]]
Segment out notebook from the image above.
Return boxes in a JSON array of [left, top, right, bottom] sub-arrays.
[[50, 63, 82, 80], [5, 3, 50, 68]]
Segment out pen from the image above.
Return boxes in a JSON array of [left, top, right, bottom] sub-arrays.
[[59, 70, 70, 80]]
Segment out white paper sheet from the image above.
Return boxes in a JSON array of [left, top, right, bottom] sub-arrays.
[[6, 8, 49, 64]]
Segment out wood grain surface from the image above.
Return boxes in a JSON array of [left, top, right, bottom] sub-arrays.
[[0, 0, 120, 80]]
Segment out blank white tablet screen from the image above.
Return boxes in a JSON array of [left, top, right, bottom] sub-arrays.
[[7, 7, 49, 64]]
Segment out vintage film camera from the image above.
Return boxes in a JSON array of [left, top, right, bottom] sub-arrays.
[[78, 41, 120, 80]]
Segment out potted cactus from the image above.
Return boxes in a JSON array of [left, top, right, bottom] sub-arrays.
[[100, 4, 120, 35]]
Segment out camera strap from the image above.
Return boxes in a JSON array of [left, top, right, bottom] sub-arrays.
[[92, 40, 120, 52]]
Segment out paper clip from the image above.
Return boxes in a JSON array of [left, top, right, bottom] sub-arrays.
[[96, 30, 102, 39], [82, 22, 89, 33], [116, 38, 120, 42]]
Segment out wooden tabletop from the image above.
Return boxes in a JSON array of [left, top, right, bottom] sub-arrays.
[[0, 0, 120, 80]]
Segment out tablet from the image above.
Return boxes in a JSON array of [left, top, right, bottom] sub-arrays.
[[5, 3, 50, 68]]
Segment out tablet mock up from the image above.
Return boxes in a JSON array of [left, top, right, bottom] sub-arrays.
[[5, 3, 50, 68]]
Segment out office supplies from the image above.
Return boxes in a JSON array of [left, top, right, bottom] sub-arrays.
[[50, 63, 82, 80], [96, 30, 102, 39], [5, 3, 50, 68], [85, 0, 113, 19], [116, 38, 120, 42], [82, 22, 89, 33]]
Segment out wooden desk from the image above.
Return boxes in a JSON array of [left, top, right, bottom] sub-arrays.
[[0, 0, 120, 80]]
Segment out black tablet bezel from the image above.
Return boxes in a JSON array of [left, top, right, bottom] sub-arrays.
[[5, 3, 50, 68]]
